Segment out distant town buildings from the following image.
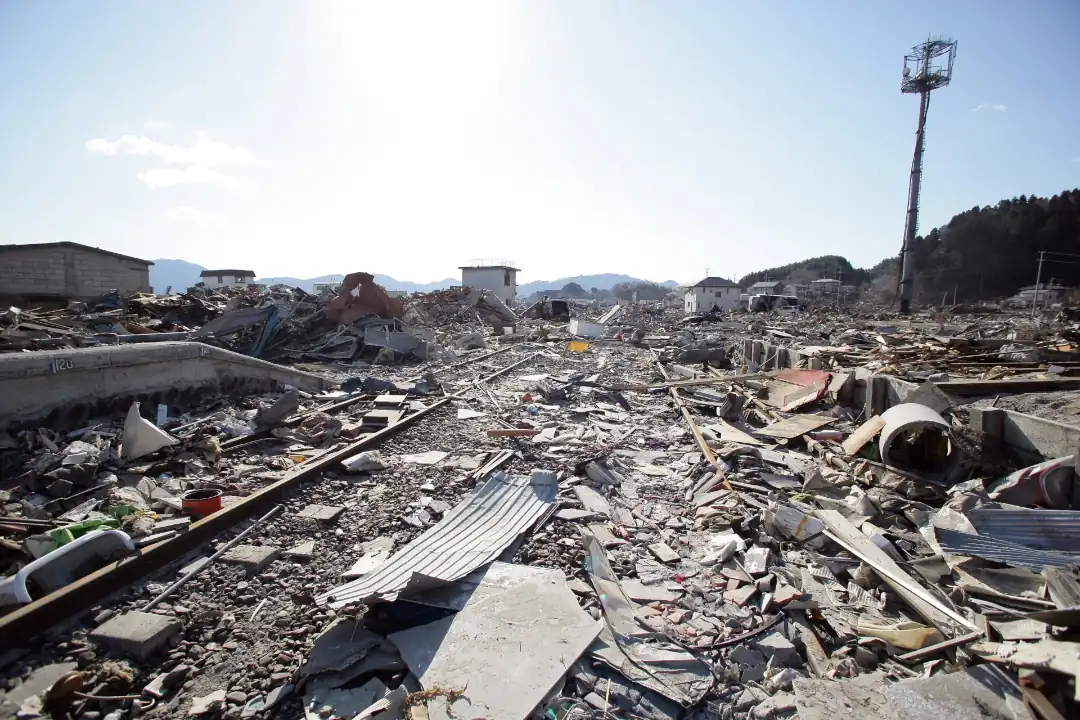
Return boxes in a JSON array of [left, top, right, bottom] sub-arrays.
[[200, 269, 255, 290], [1011, 282, 1070, 306], [749, 280, 784, 296], [809, 278, 840, 295]]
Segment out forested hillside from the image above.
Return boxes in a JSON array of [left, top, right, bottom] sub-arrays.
[[910, 189, 1080, 301], [739, 189, 1080, 302]]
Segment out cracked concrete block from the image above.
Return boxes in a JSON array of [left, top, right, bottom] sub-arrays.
[[752, 631, 802, 667], [90, 611, 181, 659], [221, 544, 280, 573], [297, 504, 345, 524], [729, 646, 766, 666], [284, 540, 316, 560]]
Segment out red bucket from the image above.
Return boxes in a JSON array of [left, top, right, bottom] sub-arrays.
[[182, 488, 223, 518]]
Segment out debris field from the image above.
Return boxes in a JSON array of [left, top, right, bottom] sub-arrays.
[[3, 285, 1080, 720]]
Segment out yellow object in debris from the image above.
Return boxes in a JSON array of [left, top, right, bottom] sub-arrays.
[[290, 455, 306, 464], [567, 341, 590, 352]]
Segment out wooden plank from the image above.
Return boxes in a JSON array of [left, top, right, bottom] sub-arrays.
[[896, 631, 982, 664], [816, 509, 978, 636], [704, 420, 767, 447], [841, 416, 886, 456], [757, 414, 834, 440]]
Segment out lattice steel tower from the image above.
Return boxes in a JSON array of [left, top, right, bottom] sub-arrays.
[[898, 37, 956, 314]]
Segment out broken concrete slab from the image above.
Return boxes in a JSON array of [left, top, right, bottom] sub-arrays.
[[90, 611, 182, 659], [220, 544, 280, 573], [304, 678, 388, 720], [724, 584, 758, 607], [752, 631, 802, 667], [399, 450, 448, 465], [794, 673, 900, 720], [884, 664, 1029, 720], [648, 542, 680, 563], [296, 619, 383, 681], [572, 484, 611, 517], [390, 562, 599, 720], [342, 550, 390, 580], [554, 507, 600, 521], [0, 662, 77, 717], [620, 578, 678, 603], [154, 516, 191, 533], [297, 504, 345, 523], [188, 689, 227, 716], [284, 541, 316, 561], [744, 546, 773, 575]]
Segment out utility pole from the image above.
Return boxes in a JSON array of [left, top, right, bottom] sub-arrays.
[[836, 267, 843, 308], [1031, 251, 1045, 318], [897, 37, 957, 314]]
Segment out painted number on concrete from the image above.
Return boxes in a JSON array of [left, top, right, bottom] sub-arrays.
[[50, 357, 74, 373]]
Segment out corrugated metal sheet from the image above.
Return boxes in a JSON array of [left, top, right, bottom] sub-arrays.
[[316, 469, 557, 608], [966, 508, 1080, 554], [935, 528, 1076, 571]]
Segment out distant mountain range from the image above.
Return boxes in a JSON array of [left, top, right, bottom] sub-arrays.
[[149, 259, 457, 294], [257, 274, 460, 293], [517, 274, 679, 296], [150, 260, 680, 296]]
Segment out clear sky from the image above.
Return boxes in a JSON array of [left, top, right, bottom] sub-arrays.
[[1, 1, 1076, 285]]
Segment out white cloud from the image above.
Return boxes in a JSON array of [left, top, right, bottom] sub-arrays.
[[139, 167, 252, 191], [971, 102, 1008, 113], [85, 132, 257, 190], [160, 206, 221, 224], [142, 119, 169, 131]]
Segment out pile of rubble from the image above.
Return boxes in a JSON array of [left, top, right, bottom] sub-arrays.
[[3, 305, 1080, 720], [0, 274, 532, 366]]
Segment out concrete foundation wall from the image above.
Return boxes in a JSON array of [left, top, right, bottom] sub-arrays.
[[0, 246, 151, 299], [0, 342, 332, 430], [873, 375, 1080, 463]]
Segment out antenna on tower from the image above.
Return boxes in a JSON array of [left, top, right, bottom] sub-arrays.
[[897, 36, 956, 314]]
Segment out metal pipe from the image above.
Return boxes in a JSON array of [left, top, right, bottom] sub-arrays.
[[143, 504, 283, 611], [92, 331, 192, 344]]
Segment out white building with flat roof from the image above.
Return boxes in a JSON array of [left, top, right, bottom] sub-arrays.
[[460, 261, 519, 305], [200, 269, 255, 289]]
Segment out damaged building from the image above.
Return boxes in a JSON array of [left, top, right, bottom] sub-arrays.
[[0, 242, 152, 306]]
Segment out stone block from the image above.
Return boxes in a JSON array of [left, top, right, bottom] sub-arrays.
[[90, 611, 181, 659], [220, 544, 280, 573], [297, 504, 345, 524], [284, 540, 316, 560], [752, 631, 802, 667]]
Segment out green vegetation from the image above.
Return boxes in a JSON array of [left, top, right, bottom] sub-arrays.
[[739, 189, 1080, 302]]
